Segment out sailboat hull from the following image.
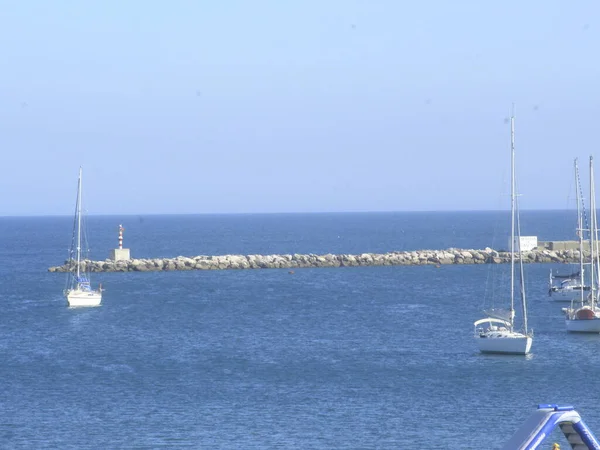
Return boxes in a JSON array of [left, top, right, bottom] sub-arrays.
[[565, 318, 600, 333], [476, 334, 532, 355], [66, 289, 102, 307], [550, 287, 589, 302]]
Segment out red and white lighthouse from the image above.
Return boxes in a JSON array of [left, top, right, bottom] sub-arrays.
[[110, 224, 131, 261], [118, 224, 125, 249]]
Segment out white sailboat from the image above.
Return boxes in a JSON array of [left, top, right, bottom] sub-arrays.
[[548, 268, 589, 302], [548, 160, 591, 302], [473, 110, 533, 355], [64, 167, 102, 307], [564, 156, 600, 332]]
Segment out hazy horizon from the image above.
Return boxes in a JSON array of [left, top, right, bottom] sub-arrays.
[[0, 208, 583, 219]]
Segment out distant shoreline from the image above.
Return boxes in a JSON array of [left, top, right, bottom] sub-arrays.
[[2, 209, 580, 219]]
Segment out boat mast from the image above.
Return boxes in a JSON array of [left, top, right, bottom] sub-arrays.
[[575, 158, 585, 307], [592, 156, 600, 310], [76, 167, 82, 280], [509, 108, 516, 331], [512, 110, 528, 334], [590, 157, 596, 308]]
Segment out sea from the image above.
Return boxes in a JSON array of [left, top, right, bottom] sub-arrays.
[[0, 210, 597, 449]]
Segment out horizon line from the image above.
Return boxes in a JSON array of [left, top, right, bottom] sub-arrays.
[[0, 208, 583, 219]]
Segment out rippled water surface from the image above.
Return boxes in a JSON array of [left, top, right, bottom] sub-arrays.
[[0, 211, 597, 449]]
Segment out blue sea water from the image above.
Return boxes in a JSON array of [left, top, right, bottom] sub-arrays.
[[0, 211, 598, 449]]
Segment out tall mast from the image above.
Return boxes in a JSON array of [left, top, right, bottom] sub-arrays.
[[512, 109, 528, 334], [592, 157, 600, 309], [76, 167, 82, 279], [590, 157, 595, 307], [509, 109, 516, 330], [575, 158, 585, 307]]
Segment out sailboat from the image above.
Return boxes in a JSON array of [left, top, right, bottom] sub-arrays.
[[564, 156, 600, 332], [473, 110, 533, 355], [548, 268, 589, 302], [548, 160, 591, 302], [64, 167, 102, 307]]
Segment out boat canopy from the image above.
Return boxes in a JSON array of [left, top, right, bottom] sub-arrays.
[[474, 317, 512, 328], [552, 271, 580, 279]]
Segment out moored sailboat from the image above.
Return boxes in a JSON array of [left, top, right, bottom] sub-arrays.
[[474, 110, 533, 355], [64, 167, 102, 307], [564, 156, 600, 332], [548, 160, 591, 302], [548, 269, 590, 302]]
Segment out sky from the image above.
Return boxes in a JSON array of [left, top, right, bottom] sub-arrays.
[[1, 0, 599, 215]]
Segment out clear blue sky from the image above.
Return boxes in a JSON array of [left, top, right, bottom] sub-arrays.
[[1, 0, 598, 215]]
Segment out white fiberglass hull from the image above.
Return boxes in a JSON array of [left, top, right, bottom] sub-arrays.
[[476, 333, 532, 355], [66, 289, 102, 307], [565, 318, 600, 333], [564, 306, 600, 333], [550, 288, 589, 302]]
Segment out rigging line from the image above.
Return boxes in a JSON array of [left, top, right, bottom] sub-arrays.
[[515, 177, 528, 333], [66, 175, 80, 291], [576, 161, 590, 241], [483, 189, 505, 310], [565, 167, 575, 238]]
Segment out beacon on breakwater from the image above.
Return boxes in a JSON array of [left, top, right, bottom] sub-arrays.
[[109, 224, 131, 262]]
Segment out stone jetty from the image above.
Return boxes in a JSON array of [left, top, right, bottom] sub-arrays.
[[47, 247, 586, 273]]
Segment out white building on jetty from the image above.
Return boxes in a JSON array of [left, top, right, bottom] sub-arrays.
[[508, 236, 538, 252]]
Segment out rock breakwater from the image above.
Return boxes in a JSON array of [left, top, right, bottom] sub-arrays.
[[47, 247, 585, 273]]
